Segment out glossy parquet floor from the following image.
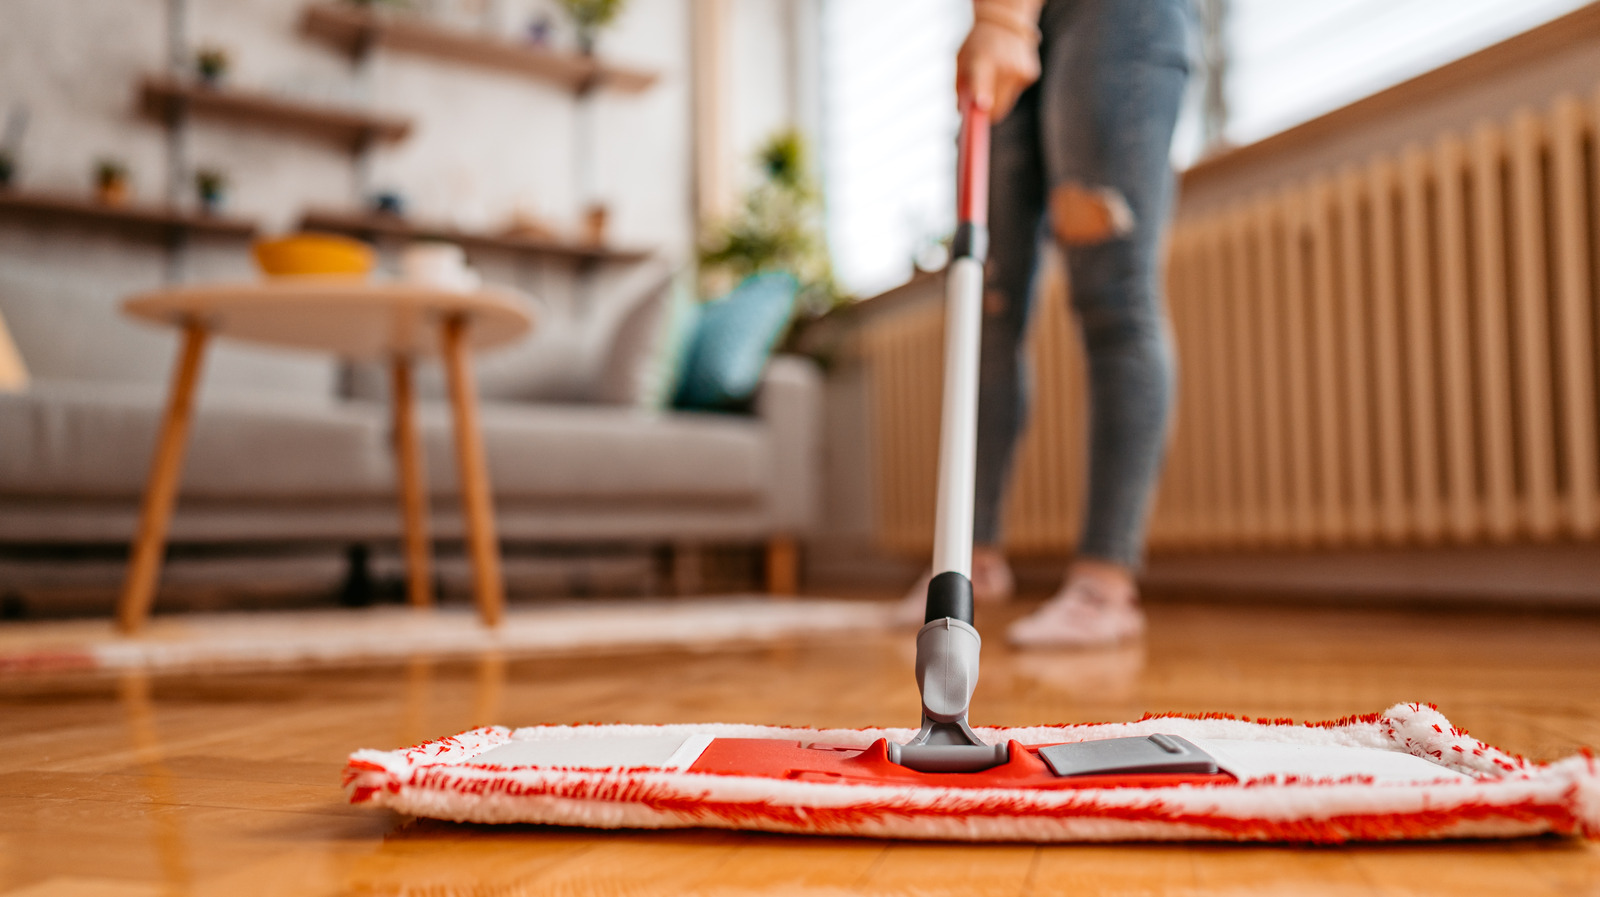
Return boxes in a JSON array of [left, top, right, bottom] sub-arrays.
[[4, 595, 1600, 896]]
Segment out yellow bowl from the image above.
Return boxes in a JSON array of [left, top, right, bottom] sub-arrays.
[[252, 233, 375, 278]]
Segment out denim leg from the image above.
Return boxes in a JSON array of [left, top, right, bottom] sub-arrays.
[[1040, 0, 1192, 568], [972, 80, 1046, 547]]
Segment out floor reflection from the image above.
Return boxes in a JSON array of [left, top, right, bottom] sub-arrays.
[[118, 669, 192, 897]]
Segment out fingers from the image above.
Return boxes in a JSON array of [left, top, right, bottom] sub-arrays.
[[991, 76, 1023, 121], [955, 23, 1039, 122], [958, 57, 997, 116]]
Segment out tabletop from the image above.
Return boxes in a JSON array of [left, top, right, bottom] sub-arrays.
[[123, 278, 535, 360]]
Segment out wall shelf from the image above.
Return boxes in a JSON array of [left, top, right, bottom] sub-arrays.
[[300, 208, 652, 265], [299, 3, 658, 94], [139, 75, 412, 152], [0, 190, 258, 240]]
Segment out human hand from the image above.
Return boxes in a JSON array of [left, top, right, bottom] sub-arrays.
[[955, 1, 1041, 120]]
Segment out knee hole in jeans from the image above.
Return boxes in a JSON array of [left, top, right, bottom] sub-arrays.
[[1050, 182, 1136, 247]]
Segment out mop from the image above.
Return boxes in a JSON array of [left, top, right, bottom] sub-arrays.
[[345, 104, 1600, 843]]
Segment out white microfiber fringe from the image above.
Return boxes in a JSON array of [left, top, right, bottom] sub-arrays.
[[344, 703, 1600, 843]]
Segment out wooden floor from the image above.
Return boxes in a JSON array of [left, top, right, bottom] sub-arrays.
[[3, 594, 1600, 895]]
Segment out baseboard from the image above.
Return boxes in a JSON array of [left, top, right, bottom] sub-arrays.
[[1139, 543, 1600, 607], [808, 539, 1600, 607]]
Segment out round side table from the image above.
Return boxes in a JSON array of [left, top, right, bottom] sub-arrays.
[[118, 278, 535, 633]]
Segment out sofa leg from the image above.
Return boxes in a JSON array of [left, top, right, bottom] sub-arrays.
[[765, 536, 799, 596], [339, 545, 376, 607], [672, 542, 703, 597]]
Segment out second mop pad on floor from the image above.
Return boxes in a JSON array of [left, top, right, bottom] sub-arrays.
[[345, 702, 1599, 843]]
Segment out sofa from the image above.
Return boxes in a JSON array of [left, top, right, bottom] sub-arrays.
[[0, 264, 823, 600]]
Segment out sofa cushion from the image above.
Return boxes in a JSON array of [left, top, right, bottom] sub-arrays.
[[675, 272, 798, 411], [423, 403, 767, 502], [0, 380, 394, 500], [345, 262, 679, 407], [591, 272, 679, 407]]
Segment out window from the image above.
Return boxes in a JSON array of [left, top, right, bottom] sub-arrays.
[[1226, 0, 1590, 144], [819, 0, 968, 297]]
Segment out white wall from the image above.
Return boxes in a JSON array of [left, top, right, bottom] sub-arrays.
[[0, 0, 786, 399]]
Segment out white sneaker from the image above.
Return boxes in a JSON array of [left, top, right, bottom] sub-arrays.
[[1006, 573, 1144, 648]]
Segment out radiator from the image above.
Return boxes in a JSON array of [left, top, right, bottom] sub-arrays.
[[864, 90, 1600, 555]]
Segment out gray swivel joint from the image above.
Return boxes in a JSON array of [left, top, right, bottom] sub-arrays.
[[887, 613, 1010, 772], [915, 617, 982, 723]]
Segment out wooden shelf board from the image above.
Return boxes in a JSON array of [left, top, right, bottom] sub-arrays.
[[300, 208, 652, 264], [0, 190, 257, 238], [139, 75, 412, 150], [300, 3, 658, 94]]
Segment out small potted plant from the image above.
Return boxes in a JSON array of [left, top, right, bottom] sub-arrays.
[[369, 189, 406, 217], [1, 106, 29, 189], [699, 129, 843, 316], [582, 202, 609, 245], [194, 168, 227, 214], [557, 0, 626, 55], [195, 46, 230, 87], [95, 158, 130, 206]]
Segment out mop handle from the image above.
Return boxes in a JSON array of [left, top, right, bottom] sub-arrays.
[[926, 102, 991, 622]]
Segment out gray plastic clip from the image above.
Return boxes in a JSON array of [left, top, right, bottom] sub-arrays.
[[887, 617, 1009, 773]]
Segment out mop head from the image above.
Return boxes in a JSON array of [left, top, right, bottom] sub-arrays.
[[344, 703, 1599, 843]]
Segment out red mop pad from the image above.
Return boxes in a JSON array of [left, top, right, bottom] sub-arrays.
[[344, 702, 1600, 843]]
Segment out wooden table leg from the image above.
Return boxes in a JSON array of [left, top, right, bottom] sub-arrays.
[[118, 321, 210, 634], [391, 355, 434, 609], [441, 315, 505, 626]]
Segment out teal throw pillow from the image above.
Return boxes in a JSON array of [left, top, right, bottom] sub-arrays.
[[674, 272, 798, 411]]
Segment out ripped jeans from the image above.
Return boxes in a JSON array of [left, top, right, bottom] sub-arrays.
[[973, 0, 1192, 569]]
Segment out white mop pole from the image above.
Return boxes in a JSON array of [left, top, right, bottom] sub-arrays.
[[897, 105, 1007, 771], [931, 255, 984, 580], [930, 103, 991, 584]]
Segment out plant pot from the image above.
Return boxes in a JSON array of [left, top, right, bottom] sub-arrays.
[[195, 50, 230, 88], [583, 203, 609, 245], [97, 178, 129, 207], [370, 191, 406, 217]]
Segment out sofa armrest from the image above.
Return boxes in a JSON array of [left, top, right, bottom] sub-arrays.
[[755, 354, 823, 535]]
